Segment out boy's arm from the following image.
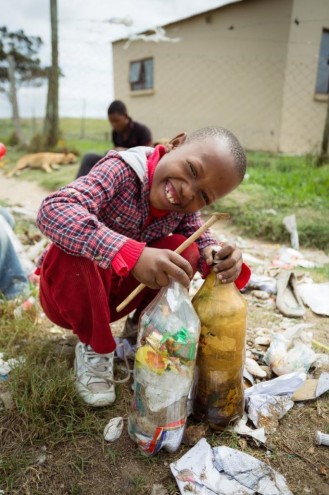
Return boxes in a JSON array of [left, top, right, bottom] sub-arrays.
[[36, 153, 144, 270], [174, 212, 251, 288]]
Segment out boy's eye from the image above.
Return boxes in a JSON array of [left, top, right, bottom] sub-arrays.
[[188, 162, 197, 178], [202, 191, 209, 205]]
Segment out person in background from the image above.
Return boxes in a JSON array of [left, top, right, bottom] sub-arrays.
[[0, 208, 29, 300], [76, 100, 152, 178]]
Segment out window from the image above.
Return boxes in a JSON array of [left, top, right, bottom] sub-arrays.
[[129, 58, 153, 91], [315, 29, 329, 95]]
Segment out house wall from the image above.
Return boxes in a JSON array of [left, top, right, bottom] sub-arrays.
[[279, 0, 329, 153], [113, 0, 329, 153], [113, 0, 293, 151]]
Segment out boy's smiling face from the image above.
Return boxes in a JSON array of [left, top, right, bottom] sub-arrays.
[[150, 135, 242, 213]]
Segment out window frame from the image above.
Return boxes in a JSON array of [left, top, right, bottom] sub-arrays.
[[129, 57, 154, 92], [315, 28, 329, 98]]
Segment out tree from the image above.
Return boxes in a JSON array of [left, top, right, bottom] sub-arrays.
[[317, 96, 329, 166], [0, 26, 48, 143], [43, 0, 59, 147]]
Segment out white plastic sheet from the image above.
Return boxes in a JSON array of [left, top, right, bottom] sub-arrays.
[[170, 438, 293, 495]]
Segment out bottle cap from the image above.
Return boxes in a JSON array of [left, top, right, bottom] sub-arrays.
[[315, 430, 329, 446]]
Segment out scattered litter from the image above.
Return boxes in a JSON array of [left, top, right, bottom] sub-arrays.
[[230, 413, 266, 443], [243, 367, 255, 386], [275, 271, 305, 318], [151, 484, 169, 495], [315, 431, 329, 447], [272, 247, 316, 269], [183, 423, 209, 446], [114, 337, 136, 361], [264, 325, 316, 375], [292, 372, 329, 401], [245, 357, 267, 378], [244, 371, 306, 398], [35, 446, 47, 465], [0, 352, 25, 380], [251, 290, 270, 300], [103, 417, 124, 442], [13, 296, 37, 319], [313, 353, 329, 373], [247, 394, 294, 433], [0, 391, 13, 411], [242, 253, 266, 266], [283, 214, 299, 250], [170, 438, 293, 494], [254, 335, 271, 346], [298, 282, 329, 316]]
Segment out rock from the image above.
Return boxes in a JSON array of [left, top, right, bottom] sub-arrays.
[[104, 416, 124, 442], [183, 423, 209, 446], [0, 391, 13, 411], [151, 484, 169, 495], [252, 290, 270, 300], [245, 357, 267, 378], [260, 365, 272, 379], [254, 336, 271, 346]]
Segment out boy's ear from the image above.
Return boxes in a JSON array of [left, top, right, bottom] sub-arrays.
[[169, 132, 187, 148]]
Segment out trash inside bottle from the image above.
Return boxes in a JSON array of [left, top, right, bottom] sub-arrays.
[[192, 270, 247, 430], [128, 280, 201, 455]]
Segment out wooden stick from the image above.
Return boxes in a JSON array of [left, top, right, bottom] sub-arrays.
[[116, 212, 229, 312]]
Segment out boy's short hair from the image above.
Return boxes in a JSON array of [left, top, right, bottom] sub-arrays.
[[107, 100, 128, 117], [186, 126, 247, 180]]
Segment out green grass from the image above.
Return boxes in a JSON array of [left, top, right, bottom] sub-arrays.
[[1, 117, 112, 190], [1, 118, 329, 251], [0, 117, 110, 146], [215, 151, 329, 252]]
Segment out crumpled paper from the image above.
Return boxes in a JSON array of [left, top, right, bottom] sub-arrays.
[[170, 438, 292, 494], [243, 372, 306, 433]]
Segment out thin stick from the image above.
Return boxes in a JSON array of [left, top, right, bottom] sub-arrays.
[[116, 212, 229, 312], [312, 339, 329, 353]]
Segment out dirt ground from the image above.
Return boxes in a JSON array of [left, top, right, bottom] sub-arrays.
[[1, 174, 329, 494]]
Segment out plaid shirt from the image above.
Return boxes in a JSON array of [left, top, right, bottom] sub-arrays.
[[36, 149, 217, 271]]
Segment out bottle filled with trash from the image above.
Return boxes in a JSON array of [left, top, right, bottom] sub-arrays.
[[128, 280, 201, 455], [192, 269, 247, 430]]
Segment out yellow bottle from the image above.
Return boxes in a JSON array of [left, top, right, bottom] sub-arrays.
[[192, 270, 247, 430]]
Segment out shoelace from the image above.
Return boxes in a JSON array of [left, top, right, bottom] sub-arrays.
[[84, 344, 131, 384]]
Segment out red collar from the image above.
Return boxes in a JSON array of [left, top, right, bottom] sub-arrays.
[[147, 145, 168, 218]]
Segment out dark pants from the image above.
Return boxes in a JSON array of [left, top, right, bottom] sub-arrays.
[[39, 235, 199, 354], [76, 153, 104, 178]]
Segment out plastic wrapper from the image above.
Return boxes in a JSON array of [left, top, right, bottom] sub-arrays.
[[128, 280, 201, 455], [264, 325, 316, 376]]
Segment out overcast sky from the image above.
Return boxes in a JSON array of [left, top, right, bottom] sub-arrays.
[[1, 0, 231, 119]]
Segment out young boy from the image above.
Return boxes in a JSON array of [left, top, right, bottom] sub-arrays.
[[36, 126, 250, 407]]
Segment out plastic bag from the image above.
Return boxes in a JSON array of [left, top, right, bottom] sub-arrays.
[[128, 280, 201, 455], [264, 325, 316, 376]]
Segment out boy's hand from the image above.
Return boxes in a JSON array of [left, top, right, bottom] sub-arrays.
[[131, 247, 193, 289], [202, 242, 243, 284]]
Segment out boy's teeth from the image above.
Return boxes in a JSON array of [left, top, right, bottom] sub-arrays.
[[165, 184, 178, 204]]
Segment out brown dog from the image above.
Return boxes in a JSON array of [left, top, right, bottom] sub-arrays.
[[7, 152, 77, 177]]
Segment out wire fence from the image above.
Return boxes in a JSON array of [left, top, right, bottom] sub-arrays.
[[1, 27, 328, 154]]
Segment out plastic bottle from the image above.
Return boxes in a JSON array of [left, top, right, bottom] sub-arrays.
[[192, 269, 247, 430], [128, 280, 201, 455]]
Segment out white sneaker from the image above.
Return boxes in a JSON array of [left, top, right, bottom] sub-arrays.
[[74, 342, 116, 407]]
